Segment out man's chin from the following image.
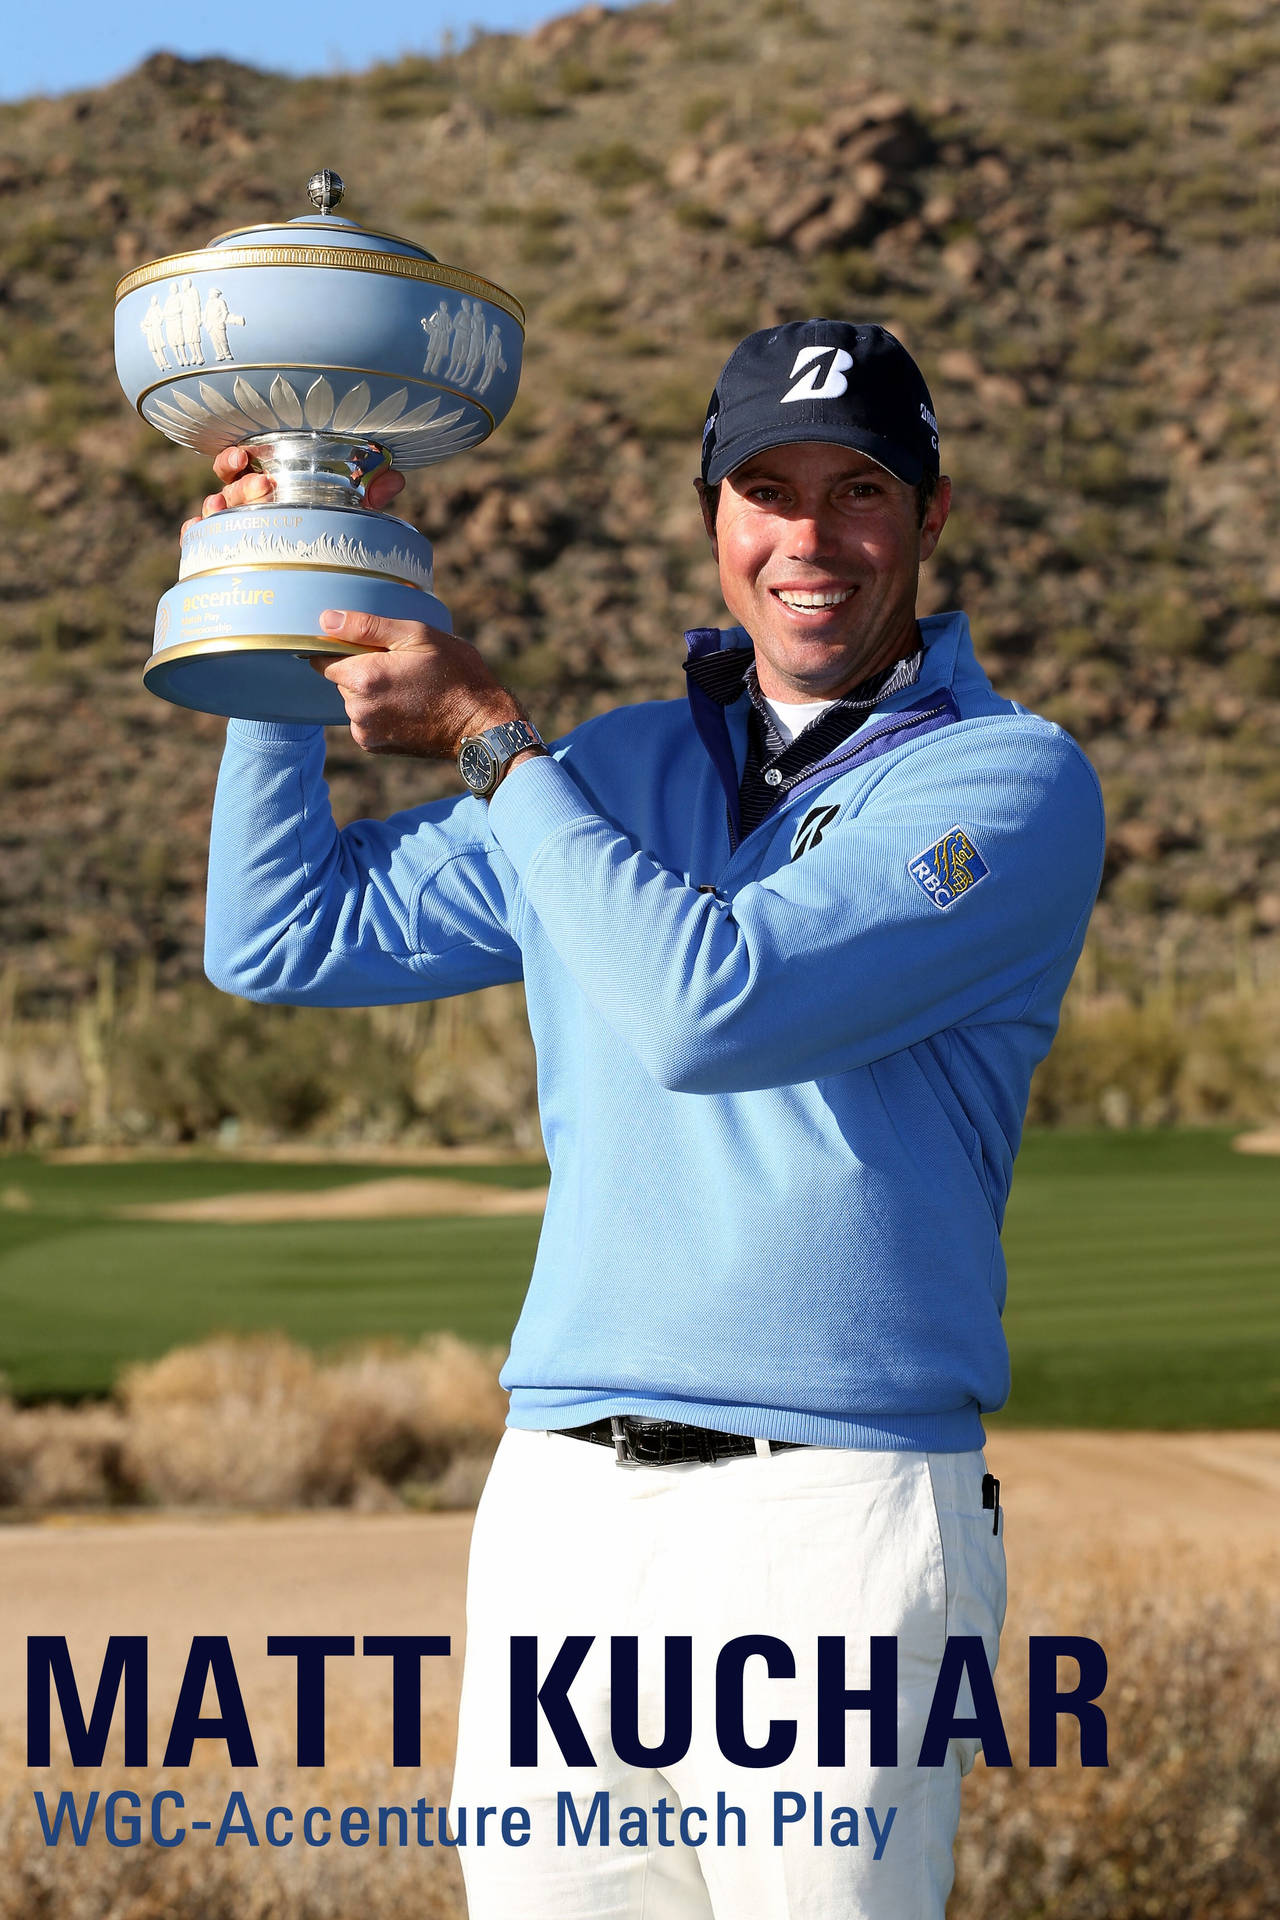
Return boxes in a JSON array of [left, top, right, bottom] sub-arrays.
[[755, 632, 877, 699]]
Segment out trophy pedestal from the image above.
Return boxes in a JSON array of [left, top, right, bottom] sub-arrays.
[[145, 501, 449, 724]]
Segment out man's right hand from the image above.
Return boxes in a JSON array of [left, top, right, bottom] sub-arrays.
[[180, 447, 406, 539]]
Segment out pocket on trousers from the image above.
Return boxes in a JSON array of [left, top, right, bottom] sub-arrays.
[[929, 1458, 1007, 1776]]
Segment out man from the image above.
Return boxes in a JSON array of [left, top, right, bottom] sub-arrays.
[[200, 320, 1105, 1918]]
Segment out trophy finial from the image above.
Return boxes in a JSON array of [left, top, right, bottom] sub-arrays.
[[307, 169, 345, 215]]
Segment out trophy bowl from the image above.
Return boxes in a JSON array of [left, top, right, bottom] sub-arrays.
[[114, 171, 524, 724]]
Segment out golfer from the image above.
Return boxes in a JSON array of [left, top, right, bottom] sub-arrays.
[[199, 320, 1105, 1918]]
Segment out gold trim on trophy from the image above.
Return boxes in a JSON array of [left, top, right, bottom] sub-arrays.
[[177, 559, 431, 591], [116, 247, 526, 327], [143, 635, 387, 676]]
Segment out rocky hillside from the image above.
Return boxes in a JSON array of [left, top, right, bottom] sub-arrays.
[[1, 0, 1278, 1013]]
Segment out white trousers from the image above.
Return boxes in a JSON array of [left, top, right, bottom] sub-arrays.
[[452, 1429, 1005, 1920]]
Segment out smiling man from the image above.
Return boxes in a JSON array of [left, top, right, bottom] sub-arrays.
[[202, 319, 1105, 1919]]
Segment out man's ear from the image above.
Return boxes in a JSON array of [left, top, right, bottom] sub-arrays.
[[694, 478, 719, 559], [918, 474, 952, 565]]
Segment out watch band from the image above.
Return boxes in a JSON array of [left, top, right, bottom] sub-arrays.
[[457, 718, 546, 796]]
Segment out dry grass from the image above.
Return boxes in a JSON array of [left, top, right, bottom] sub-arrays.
[[952, 1564, 1280, 1919], [0, 1545, 1272, 1918], [0, 1761, 466, 1920], [3, 959, 1280, 1152], [0, 977, 542, 1154], [1027, 980, 1280, 1130], [0, 1397, 130, 1510], [0, 1333, 508, 1513]]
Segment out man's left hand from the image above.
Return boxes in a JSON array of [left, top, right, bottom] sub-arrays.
[[313, 609, 532, 763]]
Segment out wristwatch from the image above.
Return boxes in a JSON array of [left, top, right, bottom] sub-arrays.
[[457, 718, 546, 796]]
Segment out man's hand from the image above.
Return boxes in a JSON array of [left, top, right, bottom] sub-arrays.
[[184, 449, 540, 776], [179, 445, 405, 538], [311, 610, 534, 764]]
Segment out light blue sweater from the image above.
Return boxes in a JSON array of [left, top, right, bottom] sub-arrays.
[[206, 611, 1105, 1451]]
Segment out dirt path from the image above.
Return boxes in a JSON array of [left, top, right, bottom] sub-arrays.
[[983, 1427, 1280, 1559], [2, 1433, 1274, 1770], [0, 1510, 474, 1772]]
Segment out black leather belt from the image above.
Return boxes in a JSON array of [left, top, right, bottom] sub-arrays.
[[554, 1415, 804, 1467]]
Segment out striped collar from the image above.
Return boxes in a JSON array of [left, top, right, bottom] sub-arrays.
[[684, 638, 924, 838], [683, 641, 922, 732]]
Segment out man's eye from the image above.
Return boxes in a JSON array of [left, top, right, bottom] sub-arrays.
[[747, 486, 786, 503]]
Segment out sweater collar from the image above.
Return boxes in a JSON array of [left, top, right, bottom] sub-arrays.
[[682, 608, 977, 712]]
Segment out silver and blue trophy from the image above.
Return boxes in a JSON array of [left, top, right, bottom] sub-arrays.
[[114, 171, 524, 724]]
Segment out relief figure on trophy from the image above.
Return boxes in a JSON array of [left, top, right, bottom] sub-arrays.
[[201, 288, 245, 363]]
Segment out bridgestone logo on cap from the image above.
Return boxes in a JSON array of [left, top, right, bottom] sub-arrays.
[[781, 346, 854, 404]]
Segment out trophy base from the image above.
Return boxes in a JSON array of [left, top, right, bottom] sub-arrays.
[[143, 636, 382, 725], [147, 503, 449, 724]]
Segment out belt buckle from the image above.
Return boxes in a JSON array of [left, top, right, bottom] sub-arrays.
[[609, 1416, 719, 1469]]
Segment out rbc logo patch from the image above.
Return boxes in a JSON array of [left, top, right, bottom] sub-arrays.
[[907, 826, 990, 909]]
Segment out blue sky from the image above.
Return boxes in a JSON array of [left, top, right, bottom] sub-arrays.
[[4, 0, 619, 103]]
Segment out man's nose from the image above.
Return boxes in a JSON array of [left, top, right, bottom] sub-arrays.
[[787, 507, 836, 561]]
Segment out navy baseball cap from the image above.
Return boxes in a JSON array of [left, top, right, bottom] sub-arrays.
[[701, 320, 940, 487]]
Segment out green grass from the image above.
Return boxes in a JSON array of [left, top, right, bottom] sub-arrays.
[[996, 1130, 1280, 1428], [0, 1159, 545, 1399], [0, 1134, 1277, 1423]]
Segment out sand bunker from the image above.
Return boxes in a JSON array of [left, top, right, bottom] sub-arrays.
[[116, 1176, 548, 1223], [1234, 1128, 1280, 1154]]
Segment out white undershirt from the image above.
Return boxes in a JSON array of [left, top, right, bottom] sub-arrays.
[[757, 694, 837, 746]]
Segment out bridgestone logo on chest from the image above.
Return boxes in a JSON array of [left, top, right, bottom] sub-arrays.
[[791, 804, 841, 861]]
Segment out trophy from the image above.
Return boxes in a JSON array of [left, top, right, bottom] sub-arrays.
[[114, 171, 523, 724]]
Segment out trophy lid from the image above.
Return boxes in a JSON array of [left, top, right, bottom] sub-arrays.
[[206, 168, 439, 260], [116, 169, 523, 471]]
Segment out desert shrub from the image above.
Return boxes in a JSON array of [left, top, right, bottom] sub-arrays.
[[806, 247, 886, 309], [0, 1759, 466, 1918], [0, 1332, 508, 1514], [1010, 60, 1096, 125], [118, 1332, 506, 1510], [573, 141, 661, 190], [2, 975, 541, 1152], [362, 56, 450, 120], [681, 92, 725, 133], [1186, 56, 1245, 105], [1060, 187, 1123, 231], [1124, 590, 1210, 659], [672, 198, 723, 230], [1228, 651, 1280, 699], [556, 57, 608, 96], [634, 374, 710, 442], [0, 1395, 131, 1508], [519, 228, 572, 266], [952, 1573, 1280, 1920], [1027, 984, 1280, 1128], [545, 291, 618, 335], [487, 80, 558, 120], [760, 0, 825, 27], [1070, 445, 1137, 504]]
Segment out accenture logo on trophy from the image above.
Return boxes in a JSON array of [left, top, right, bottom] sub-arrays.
[[114, 169, 525, 726]]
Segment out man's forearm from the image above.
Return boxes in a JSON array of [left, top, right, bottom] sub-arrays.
[[204, 721, 524, 1005]]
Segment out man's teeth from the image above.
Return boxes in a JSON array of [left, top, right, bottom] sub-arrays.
[[775, 588, 854, 609]]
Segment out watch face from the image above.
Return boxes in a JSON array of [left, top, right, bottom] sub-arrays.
[[459, 738, 498, 792]]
